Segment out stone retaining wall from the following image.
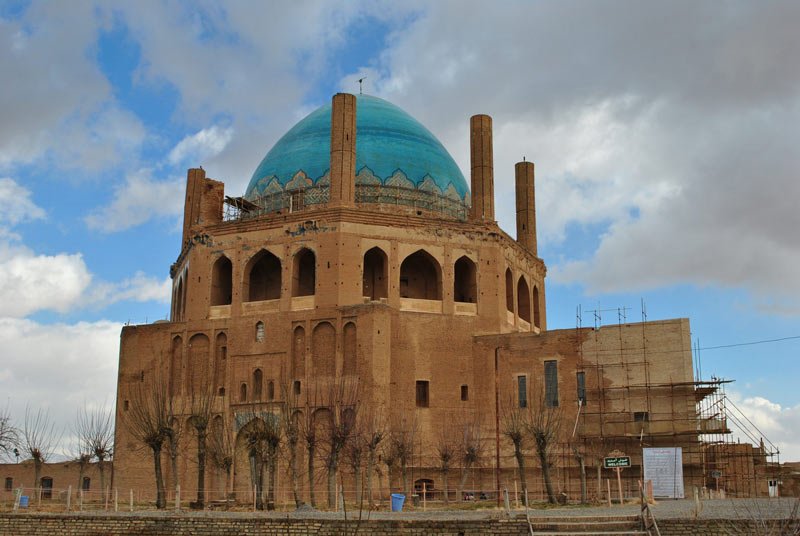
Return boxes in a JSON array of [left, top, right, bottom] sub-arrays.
[[0, 513, 798, 535]]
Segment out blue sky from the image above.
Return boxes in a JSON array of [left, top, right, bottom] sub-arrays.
[[1, 1, 798, 460]]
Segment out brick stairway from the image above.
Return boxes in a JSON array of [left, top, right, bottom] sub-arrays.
[[524, 514, 650, 535]]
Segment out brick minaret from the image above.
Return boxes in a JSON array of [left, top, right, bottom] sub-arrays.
[[469, 114, 495, 221], [514, 161, 537, 255], [329, 93, 357, 207]]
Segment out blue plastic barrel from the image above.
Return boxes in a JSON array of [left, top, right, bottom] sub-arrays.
[[390, 493, 405, 512], [19, 496, 29, 508]]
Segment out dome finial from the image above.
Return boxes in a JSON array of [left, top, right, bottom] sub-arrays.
[[358, 76, 367, 95]]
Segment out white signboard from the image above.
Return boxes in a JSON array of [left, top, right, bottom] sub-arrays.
[[643, 447, 684, 499]]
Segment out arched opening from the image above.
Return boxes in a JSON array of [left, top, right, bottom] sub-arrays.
[[170, 336, 182, 397], [253, 369, 263, 399], [292, 248, 316, 297], [240, 383, 248, 402], [343, 322, 357, 376], [255, 321, 265, 342], [267, 380, 275, 401], [175, 278, 185, 321], [188, 333, 210, 392], [243, 250, 281, 302], [214, 332, 227, 392], [362, 247, 388, 300], [312, 322, 335, 377], [210, 256, 232, 306], [533, 285, 541, 329], [505, 268, 514, 312], [517, 276, 531, 323], [292, 326, 306, 378], [210, 415, 226, 499], [399, 250, 442, 300], [453, 256, 477, 303]]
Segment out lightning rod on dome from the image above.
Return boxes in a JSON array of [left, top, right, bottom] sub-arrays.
[[358, 76, 366, 95]]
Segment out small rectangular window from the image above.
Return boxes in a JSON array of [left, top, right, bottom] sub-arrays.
[[293, 380, 301, 396], [82, 477, 91, 491], [517, 375, 527, 408], [460, 385, 469, 401], [4, 477, 12, 491], [634, 411, 649, 422], [576, 372, 586, 405], [416, 380, 429, 408], [544, 360, 559, 407]]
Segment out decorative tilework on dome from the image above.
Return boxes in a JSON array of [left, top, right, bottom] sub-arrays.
[[244, 95, 468, 201]]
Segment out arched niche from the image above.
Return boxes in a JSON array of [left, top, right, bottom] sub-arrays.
[[214, 332, 227, 392], [453, 256, 477, 303], [505, 268, 514, 313], [292, 326, 306, 378], [243, 249, 281, 302], [362, 247, 388, 300], [399, 250, 442, 300], [343, 322, 357, 376], [188, 333, 210, 392], [253, 369, 263, 400], [210, 255, 233, 306], [170, 336, 183, 397], [533, 285, 541, 329], [517, 276, 531, 323], [292, 248, 316, 297], [312, 321, 335, 377]]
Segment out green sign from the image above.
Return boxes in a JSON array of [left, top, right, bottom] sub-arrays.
[[604, 456, 631, 468]]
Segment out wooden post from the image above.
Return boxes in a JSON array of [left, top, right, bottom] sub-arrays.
[[253, 485, 257, 512], [130, 489, 134, 512], [67, 485, 71, 512], [514, 480, 519, 509], [616, 468, 623, 505], [104, 486, 109, 510], [422, 481, 426, 511], [114, 488, 118, 512], [175, 484, 180, 511], [606, 479, 612, 507], [79, 490, 83, 511]]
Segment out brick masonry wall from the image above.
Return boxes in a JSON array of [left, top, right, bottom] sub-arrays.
[[1, 513, 798, 536]]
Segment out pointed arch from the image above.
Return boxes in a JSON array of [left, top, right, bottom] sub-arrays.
[[210, 255, 233, 306], [214, 332, 227, 392], [243, 249, 282, 302], [188, 333, 210, 392], [292, 248, 316, 297], [312, 321, 335, 377], [453, 256, 477, 303], [362, 247, 388, 300], [292, 325, 306, 378], [533, 285, 541, 329], [343, 322, 357, 376], [517, 276, 531, 324], [505, 268, 514, 313], [399, 249, 442, 300], [240, 383, 248, 402], [253, 369, 263, 399], [255, 321, 265, 342], [175, 277, 185, 321], [170, 336, 183, 397]]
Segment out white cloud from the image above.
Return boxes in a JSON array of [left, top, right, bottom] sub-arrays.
[[89, 271, 171, 308], [85, 169, 184, 233], [168, 125, 234, 165], [0, 177, 46, 226], [0, 317, 121, 458], [727, 391, 800, 462]]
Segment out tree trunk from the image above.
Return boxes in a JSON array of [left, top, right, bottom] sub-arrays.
[[153, 444, 166, 509], [97, 456, 106, 504], [514, 441, 528, 498], [289, 439, 302, 507], [366, 449, 375, 503], [596, 459, 602, 498], [307, 443, 317, 507], [354, 462, 362, 506], [578, 454, 587, 504], [169, 438, 179, 497], [459, 464, 471, 501], [267, 447, 277, 511], [77, 464, 85, 495], [538, 448, 556, 504], [401, 459, 408, 496], [34, 458, 42, 499], [442, 469, 449, 504], [327, 452, 338, 509], [196, 428, 207, 507]]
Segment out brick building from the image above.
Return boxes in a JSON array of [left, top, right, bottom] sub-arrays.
[[112, 93, 774, 505]]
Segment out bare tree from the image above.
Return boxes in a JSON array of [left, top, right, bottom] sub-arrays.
[[0, 404, 18, 461], [124, 375, 170, 508], [22, 407, 60, 493], [386, 416, 417, 496], [279, 374, 303, 508], [299, 386, 322, 508], [320, 377, 359, 509], [362, 409, 385, 504], [528, 392, 563, 504], [188, 384, 215, 508], [458, 416, 484, 500], [501, 399, 529, 500], [238, 409, 282, 510], [207, 414, 234, 501], [76, 404, 114, 502], [163, 396, 185, 500], [434, 425, 458, 504]]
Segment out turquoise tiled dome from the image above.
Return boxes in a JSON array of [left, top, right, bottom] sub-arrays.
[[245, 95, 468, 201]]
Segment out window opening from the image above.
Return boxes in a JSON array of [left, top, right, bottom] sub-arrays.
[[544, 360, 558, 407], [416, 380, 430, 407], [517, 375, 527, 408], [460, 385, 469, 401], [256, 321, 265, 342], [576, 371, 586, 405]]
